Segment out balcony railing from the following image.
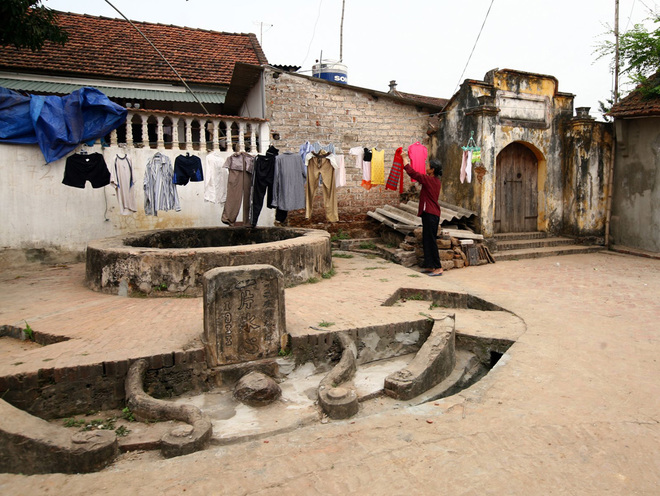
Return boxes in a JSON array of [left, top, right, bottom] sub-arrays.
[[107, 109, 271, 154]]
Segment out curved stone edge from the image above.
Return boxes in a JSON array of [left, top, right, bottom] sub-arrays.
[[0, 398, 117, 474], [384, 314, 456, 401], [125, 359, 212, 458], [85, 227, 332, 296], [317, 333, 359, 419]]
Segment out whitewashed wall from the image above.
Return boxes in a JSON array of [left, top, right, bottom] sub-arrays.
[[1, 143, 274, 255]]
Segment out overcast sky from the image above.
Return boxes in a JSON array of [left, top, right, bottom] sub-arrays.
[[46, 0, 658, 120]]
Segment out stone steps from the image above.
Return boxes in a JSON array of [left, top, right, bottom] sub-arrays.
[[493, 232, 604, 261], [493, 243, 604, 261]]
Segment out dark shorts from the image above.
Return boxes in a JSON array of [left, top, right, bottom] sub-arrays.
[[173, 154, 204, 185], [62, 153, 111, 188]]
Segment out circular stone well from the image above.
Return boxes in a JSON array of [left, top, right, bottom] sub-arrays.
[[85, 227, 332, 296]]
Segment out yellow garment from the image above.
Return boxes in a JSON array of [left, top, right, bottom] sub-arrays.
[[370, 148, 385, 185]]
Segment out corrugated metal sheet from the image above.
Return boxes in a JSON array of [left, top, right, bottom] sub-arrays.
[[0, 78, 226, 104]]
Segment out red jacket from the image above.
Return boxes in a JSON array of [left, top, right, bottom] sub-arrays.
[[404, 164, 442, 217]]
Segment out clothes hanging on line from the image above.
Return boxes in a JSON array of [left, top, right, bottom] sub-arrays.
[[361, 147, 373, 190], [221, 152, 255, 226], [305, 151, 338, 170], [348, 146, 364, 168], [144, 152, 180, 216], [460, 149, 473, 184], [173, 153, 203, 185], [370, 148, 385, 186], [251, 145, 288, 226], [407, 141, 428, 182], [62, 152, 111, 189], [273, 152, 306, 213], [110, 154, 136, 215], [299, 141, 314, 164], [223, 151, 255, 173], [334, 154, 346, 187], [305, 150, 338, 222], [204, 150, 229, 204], [385, 147, 405, 193], [311, 141, 335, 154]]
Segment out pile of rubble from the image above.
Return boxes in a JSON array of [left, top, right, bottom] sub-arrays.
[[368, 201, 495, 271], [395, 227, 494, 270]]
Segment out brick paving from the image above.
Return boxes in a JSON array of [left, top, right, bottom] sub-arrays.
[[0, 250, 659, 494]]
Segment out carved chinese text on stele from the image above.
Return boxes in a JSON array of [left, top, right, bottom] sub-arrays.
[[203, 265, 284, 366]]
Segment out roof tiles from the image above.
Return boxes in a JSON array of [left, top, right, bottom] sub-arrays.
[[609, 81, 660, 118], [0, 11, 268, 86]]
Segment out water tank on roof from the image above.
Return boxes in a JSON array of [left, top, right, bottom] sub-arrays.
[[312, 60, 348, 84]]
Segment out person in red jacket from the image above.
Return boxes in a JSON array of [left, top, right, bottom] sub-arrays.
[[402, 151, 443, 276]]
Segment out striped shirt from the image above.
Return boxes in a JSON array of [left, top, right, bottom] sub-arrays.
[[144, 152, 181, 216]]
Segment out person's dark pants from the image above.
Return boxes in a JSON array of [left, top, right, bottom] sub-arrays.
[[421, 212, 441, 269]]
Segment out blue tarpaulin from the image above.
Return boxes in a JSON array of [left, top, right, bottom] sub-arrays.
[[0, 86, 127, 163]]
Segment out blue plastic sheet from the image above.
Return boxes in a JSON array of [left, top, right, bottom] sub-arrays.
[[0, 86, 127, 163]]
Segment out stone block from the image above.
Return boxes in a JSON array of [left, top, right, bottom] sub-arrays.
[[384, 315, 456, 400], [437, 238, 452, 249], [441, 260, 455, 271], [203, 265, 285, 366], [439, 250, 455, 261]]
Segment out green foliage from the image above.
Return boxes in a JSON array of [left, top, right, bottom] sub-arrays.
[[596, 13, 660, 101], [63, 418, 85, 428], [318, 320, 335, 328], [0, 1, 69, 51], [278, 348, 291, 356], [322, 267, 336, 279], [406, 293, 424, 301], [330, 229, 350, 242], [332, 252, 353, 259], [121, 407, 135, 422], [305, 277, 319, 284], [115, 425, 131, 437], [359, 242, 376, 250], [23, 321, 34, 342]]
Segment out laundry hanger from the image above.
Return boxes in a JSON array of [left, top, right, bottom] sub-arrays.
[[461, 131, 481, 152]]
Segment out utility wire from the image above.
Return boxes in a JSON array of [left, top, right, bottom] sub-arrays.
[[452, 0, 495, 95], [301, 0, 324, 68], [104, 0, 210, 115]]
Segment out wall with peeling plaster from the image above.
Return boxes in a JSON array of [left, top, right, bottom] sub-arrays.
[[432, 68, 612, 239], [610, 117, 660, 252]]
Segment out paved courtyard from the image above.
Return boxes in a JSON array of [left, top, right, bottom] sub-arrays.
[[0, 250, 658, 495]]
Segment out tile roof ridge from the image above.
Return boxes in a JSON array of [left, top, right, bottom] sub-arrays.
[[53, 10, 261, 38]]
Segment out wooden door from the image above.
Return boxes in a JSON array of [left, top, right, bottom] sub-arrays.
[[494, 143, 538, 233]]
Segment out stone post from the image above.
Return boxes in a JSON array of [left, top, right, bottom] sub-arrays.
[[202, 265, 285, 366]]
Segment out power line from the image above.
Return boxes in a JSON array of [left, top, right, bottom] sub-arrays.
[[103, 0, 210, 115], [301, 0, 324, 68], [452, 0, 495, 96]]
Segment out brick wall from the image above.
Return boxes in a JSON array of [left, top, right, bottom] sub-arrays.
[[264, 69, 434, 237]]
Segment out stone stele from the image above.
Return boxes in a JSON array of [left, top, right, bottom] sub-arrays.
[[203, 264, 285, 366]]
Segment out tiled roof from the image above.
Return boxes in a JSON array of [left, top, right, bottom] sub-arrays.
[[0, 11, 268, 86], [609, 80, 660, 118], [391, 90, 448, 109]]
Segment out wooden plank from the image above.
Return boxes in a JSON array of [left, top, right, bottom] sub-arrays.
[[441, 229, 484, 240]]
